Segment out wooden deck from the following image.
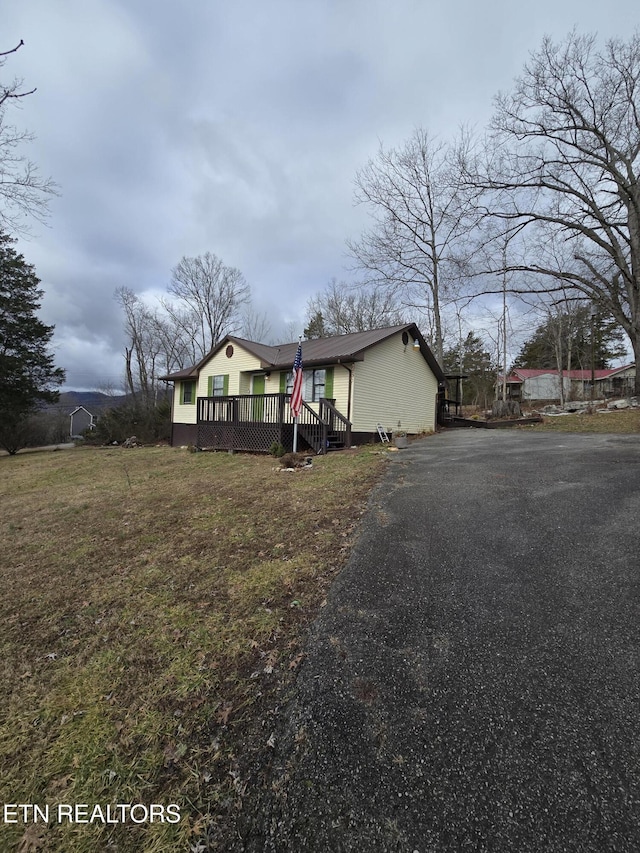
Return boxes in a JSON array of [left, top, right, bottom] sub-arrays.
[[196, 393, 351, 453]]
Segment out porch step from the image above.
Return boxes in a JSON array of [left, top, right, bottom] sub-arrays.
[[326, 432, 346, 451]]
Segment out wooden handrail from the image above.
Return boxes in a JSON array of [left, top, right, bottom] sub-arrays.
[[196, 393, 351, 453], [319, 397, 351, 428]]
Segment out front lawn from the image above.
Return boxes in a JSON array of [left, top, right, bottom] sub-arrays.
[[0, 445, 385, 851]]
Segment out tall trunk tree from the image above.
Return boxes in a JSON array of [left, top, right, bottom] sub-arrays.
[[465, 31, 640, 393], [0, 230, 65, 453], [347, 129, 479, 367]]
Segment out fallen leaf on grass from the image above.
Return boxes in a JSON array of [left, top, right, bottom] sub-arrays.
[[163, 742, 188, 764], [17, 822, 48, 853], [216, 702, 233, 725]]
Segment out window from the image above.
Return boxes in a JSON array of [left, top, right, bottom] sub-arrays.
[[207, 375, 229, 397], [181, 380, 196, 405], [211, 375, 226, 397], [285, 368, 326, 402], [306, 369, 325, 402], [284, 372, 294, 394]]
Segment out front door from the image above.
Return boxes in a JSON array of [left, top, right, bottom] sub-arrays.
[[251, 375, 265, 420]]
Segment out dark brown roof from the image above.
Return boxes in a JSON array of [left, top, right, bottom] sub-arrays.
[[160, 324, 445, 382]]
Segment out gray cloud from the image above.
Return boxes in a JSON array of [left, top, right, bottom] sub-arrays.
[[3, 0, 637, 388]]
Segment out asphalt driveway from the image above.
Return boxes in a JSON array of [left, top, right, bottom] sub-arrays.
[[238, 430, 640, 852]]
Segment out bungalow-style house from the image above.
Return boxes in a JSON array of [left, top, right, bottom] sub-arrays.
[[69, 405, 95, 437], [498, 364, 636, 402], [160, 323, 445, 452]]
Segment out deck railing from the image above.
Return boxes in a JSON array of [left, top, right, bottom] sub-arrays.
[[319, 397, 351, 448], [197, 392, 288, 426], [196, 393, 351, 453]]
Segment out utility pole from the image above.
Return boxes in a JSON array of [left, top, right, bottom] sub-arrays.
[[590, 306, 597, 402]]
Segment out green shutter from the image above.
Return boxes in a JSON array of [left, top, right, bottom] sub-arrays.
[[280, 372, 286, 393], [324, 367, 334, 400], [207, 376, 213, 397], [222, 374, 229, 396]]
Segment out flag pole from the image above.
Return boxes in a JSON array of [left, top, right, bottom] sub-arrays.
[[291, 336, 303, 453]]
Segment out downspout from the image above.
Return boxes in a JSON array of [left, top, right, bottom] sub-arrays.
[[168, 381, 175, 446], [340, 362, 353, 423]]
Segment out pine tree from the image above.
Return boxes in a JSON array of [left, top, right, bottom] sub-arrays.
[[303, 310, 327, 340], [443, 332, 496, 408], [513, 306, 627, 371], [0, 231, 65, 453]]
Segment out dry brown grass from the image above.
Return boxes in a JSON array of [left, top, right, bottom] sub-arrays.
[[0, 445, 385, 851], [527, 407, 640, 434]]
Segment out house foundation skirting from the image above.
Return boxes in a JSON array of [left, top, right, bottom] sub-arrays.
[[169, 422, 314, 453], [171, 425, 425, 451], [197, 422, 307, 453], [171, 423, 198, 447]]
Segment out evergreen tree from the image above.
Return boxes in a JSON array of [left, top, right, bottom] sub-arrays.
[[0, 231, 65, 453], [443, 332, 496, 408], [513, 306, 627, 371], [303, 310, 327, 340]]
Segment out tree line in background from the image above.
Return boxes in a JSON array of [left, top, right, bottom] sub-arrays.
[[339, 30, 640, 396], [2, 30, 640, 454], [299, 30, 639, 402]]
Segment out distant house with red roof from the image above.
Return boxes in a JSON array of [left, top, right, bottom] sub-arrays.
[[497, 365, 636, 402]]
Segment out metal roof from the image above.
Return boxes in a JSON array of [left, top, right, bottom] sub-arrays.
[[497, 364, 636, 384], [160, 324, 445, 382]]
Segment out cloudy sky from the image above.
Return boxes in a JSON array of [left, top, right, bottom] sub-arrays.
[[3, 0, 638, 390]]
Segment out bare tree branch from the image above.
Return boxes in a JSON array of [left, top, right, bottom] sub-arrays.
[[0, 40, 58, 233], [304, 277, 407, 338], [461, 30, 640, 390], [167, 252, 251, 359]]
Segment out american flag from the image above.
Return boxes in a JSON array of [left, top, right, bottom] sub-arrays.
[[289, 340, 303, 418]]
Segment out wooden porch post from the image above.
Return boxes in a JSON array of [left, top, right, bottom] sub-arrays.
[[278, 393, 285, 447]]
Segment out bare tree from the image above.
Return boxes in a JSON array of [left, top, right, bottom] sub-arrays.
[[347, 128, 480, 366], [165, 252, 251, 360], [465, 30, 640, 394], [0, 41, 58, 233], [304, 278, 406, 337], [115, 288, 189, 404], [272, 320, 301, 345], [240, 306, 272, 342]]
